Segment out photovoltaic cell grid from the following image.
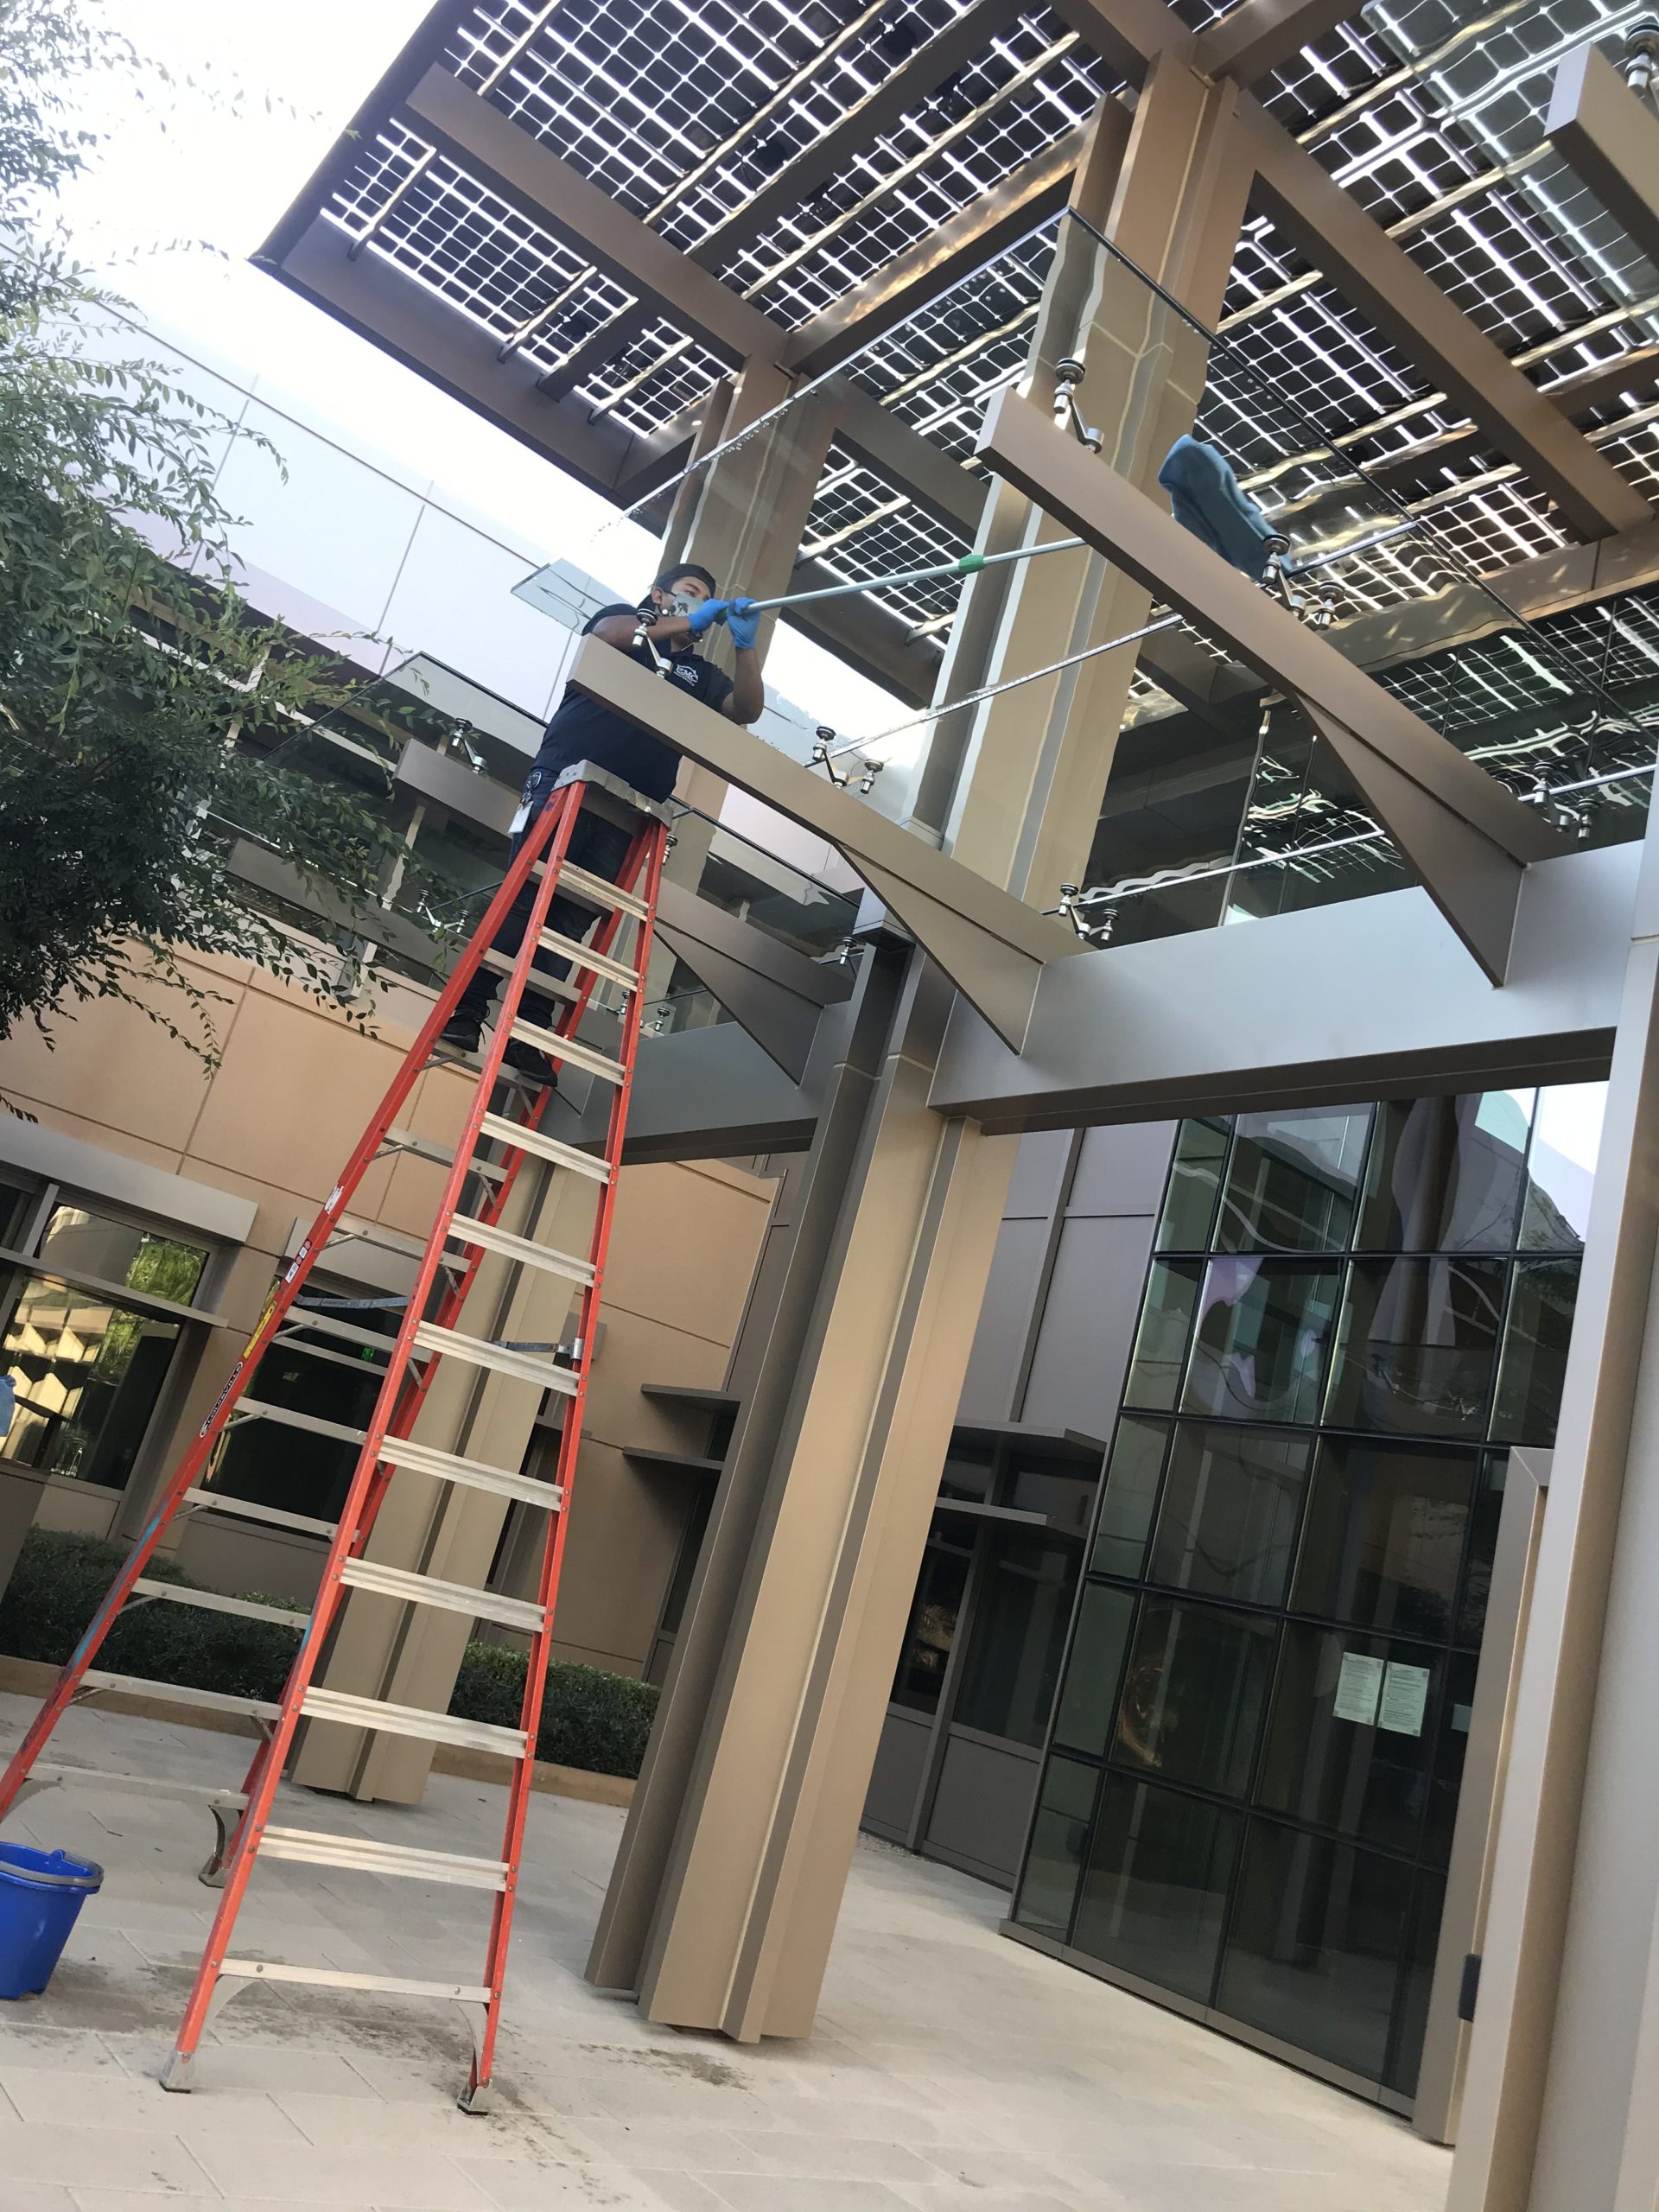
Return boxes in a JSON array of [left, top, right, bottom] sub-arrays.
[[798, 447, 970, 626]]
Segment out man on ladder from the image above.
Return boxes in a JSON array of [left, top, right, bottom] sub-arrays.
[[441, 565, 764, 1074]]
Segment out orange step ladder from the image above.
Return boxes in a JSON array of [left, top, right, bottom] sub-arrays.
[[0, 765, 670, 2111]]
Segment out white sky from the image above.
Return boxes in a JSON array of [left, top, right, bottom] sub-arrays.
[[53, 0, 905, 747]]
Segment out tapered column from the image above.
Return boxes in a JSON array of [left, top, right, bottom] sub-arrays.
[[1449, 818, 1659, 2209], [590, 76, 1254, 2036]]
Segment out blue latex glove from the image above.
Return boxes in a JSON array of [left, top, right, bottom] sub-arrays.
[[1157, 435, 1279, 582], [683, 596, 730, 637], [728, 597, 760, 652]]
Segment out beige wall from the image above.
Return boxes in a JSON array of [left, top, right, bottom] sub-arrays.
[[0, 945, 777, 1662]]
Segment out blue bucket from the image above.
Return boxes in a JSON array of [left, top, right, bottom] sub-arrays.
[[0, 1842, 104, 1999]]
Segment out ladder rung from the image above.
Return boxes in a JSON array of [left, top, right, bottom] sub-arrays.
[[446, 1213, 595, 1288], [218, 1959, 492, 2005], [183, 1486, 337, 1541], [477, 1113, 610, 1185], [378, 1127, 505, 1182], [411, 1321, 579, 1397], [300, 1687, 528, 1757], [511, 1020, 626, 1087], [232, 1400, 368, 1447], [132, 1580, 305, 1630], [480, 949, 582, 1001], [81, 1672, 283, 1723], [257, 1827, 512, 1891], [339, 1559, 547, 1633], [33, 1764, 246, 1810], [537, 861, 650, 920], [373, 1433, 563, 1510], [534, 928, 639, 992], [334, 1216, 433, 1265], [279, 1312, 395, 1356]]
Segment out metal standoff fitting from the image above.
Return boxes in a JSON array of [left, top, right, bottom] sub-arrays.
[[1052, 359, 1103, 453], [1626, 16, 1659, 104]]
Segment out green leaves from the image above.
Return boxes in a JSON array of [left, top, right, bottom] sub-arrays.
[[0, 1, 432, 1060]]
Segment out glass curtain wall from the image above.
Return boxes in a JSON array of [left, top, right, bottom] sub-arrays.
[[1009, 1086, 1599, 2106]]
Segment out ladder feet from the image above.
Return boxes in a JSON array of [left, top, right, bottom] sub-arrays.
[[159, 2050, 197, 2094], [457, 2079, 496, 2116]]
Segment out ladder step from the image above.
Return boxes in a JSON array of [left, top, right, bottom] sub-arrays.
[[534, 927, 639, 992], [338, 1560, 547, 1633], [218, 1959, 493, 2005], [257, 1827, 512, 1891], [480, 948, 582, 1001], [373, 1433, 563, 1510], [511, 1020, 626, 1087], [477, 1113, 610, 1185], [278, 1312, 396, 1357], [334, 1216, 435, 1265], [378, 1127, 505, 1182], [446, 1213, 595, 1288], [183, 1487, 337, 1541], [80, 1673, 283, 1723], [537, 861, 650, 920], [232, 1400, 369, 1447], [32, 1764, 246, 1810], [132, 1580, 306, 1630], [300, 1687, 529, 1757], [411, 1320, 580, 1397]]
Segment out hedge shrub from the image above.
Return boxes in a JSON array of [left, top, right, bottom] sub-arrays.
[[0, 1528, 658, 1779]]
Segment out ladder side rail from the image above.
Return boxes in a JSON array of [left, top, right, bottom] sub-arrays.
[[467, 814, 667, 2105], [165, 786, 591, 2072], [0, 794, 572, 1825]]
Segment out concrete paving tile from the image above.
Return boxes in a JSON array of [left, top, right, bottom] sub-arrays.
[[0, 2026, 126, 2074], [4, 2069, 303, 2139], [0, 2119, 214, 2195], [560, 2120, 762, 2172], [622, 2177, 729, 2212], [695, 2180, 918, 2212], [1, 2189, 80, 2212], [151, 2043, 391, 2099], [449, 2152, 683, 2210], [185, 2141, 493, 2209], [716, 2131, 939, 2183]]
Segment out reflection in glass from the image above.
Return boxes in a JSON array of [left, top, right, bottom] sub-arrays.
[[1093, 1416, 1167, 1578], [1052, 1583, 1136, 1758], [1, 1277, 181, 1489], [1114, 1599, 1275, 1799], [1457, 1452, 1508, 1647], [1520, 1084, 1604, 1250], [1491, 1260, 1580, 1446], [1325, 1257, 1505, 1437], [1123, 1261, 1201, 1410], [1423, 1652, 1478, 1872], [890, 1521, 972, 1714], [1181, 1259, 1339, 1425], [1007, 1446, 1099, 1534], [953, 1533, 1077, 1747], [1012, 1754, 1097, 1940], [1293, 1439, 1477, 1642], [35, 1207, 207, 1302], [1215, 1108, 1370, 1254], [1357, 1094, 1532, 1253], [1157, 1120, 1230, 1252], [1257, 1627, 1442, 1859], [1148, 1425, 1311, 1607], [1072, 1777, 1241, 2002], [1217, 1823, 1416, 2083], [213, 1282, 397, 1523], [1389, 1873, 1446, 2097]]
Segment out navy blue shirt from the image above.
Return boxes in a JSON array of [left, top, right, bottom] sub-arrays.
[[533, 602, 733, 804]]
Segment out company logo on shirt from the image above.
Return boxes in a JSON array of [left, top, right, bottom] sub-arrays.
[[671, 663, 702, 688]]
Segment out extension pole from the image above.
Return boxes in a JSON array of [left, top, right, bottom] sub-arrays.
[[746, 534, 1086, 614]]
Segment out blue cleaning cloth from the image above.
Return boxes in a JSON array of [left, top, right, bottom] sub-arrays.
[[1157, 435, 1279, 582]]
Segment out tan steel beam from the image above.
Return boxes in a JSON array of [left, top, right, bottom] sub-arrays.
[[979, 385, 1569, 976], [1192, 0, 1359, 85], [652, 879, 853, 1084], [271, 218, 638, 493], [784, 124, 1096, 377], [564, 634, 1078, 1047], [1236, 92, 1651, 539], [1548, 41, 1659, 271], [400, 66, 788, 370]]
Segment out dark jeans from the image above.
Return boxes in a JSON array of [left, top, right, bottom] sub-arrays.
[[457, 797, 634, 1034]]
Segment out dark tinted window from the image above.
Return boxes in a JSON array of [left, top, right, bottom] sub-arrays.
[[1357, 1093, 1531, 1253], [1115, 1599, 1276, 1799], [1325, 1257, 1505, 1439], [1072, 1777, 1241, 2002], [1293, 1439, 1477, 1642], [1183, 1259, 1339, 1426]]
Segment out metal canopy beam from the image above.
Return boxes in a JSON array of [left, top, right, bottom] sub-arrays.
[[1193, 0, 1360, 86], [784, 122, 1097, 378], [1548, 41, 1659, 272], [271, 218, 637, 493], [978, 385, 1570, 979], [1236, 93, 1651, 540], [564, 634, 1079, 1048], [400, 66, 788, 370], [652, 880, 853, 1084]]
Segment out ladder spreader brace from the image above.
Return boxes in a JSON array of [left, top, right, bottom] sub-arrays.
[[0, 764, 671, 2114]]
